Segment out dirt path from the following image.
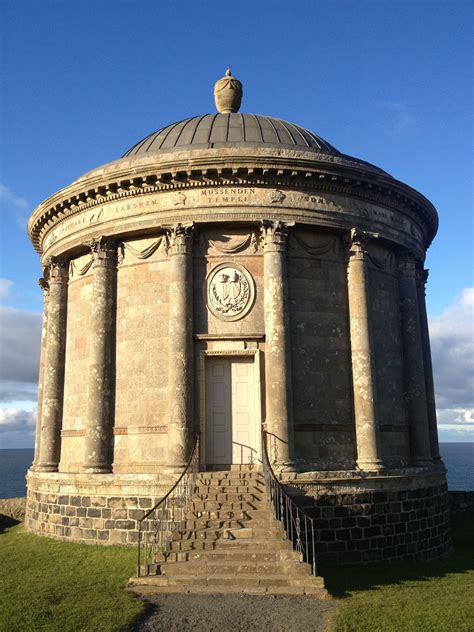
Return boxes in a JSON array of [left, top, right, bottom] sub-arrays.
[[133, 594, 336, 632]]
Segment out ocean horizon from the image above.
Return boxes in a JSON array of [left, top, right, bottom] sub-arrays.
[[0, 443, 472, 499]]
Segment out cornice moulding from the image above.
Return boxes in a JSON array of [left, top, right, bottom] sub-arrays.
[[28, 149, 438, 255]]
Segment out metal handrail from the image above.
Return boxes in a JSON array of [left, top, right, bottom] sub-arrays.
[[261, 430, 318, 576], [136, 434, 200, 577]]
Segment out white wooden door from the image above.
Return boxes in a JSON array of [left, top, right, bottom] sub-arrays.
[[206, 357, 258, 465]]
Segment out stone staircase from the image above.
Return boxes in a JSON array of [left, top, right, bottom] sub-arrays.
[[128, 468, 327, 596]]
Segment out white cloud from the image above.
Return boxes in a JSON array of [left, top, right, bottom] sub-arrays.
[[0, 408, 36, 448], [0, 183, 29, 211], [379, 101, 416, 134], [430, 288, 474, 440], [0, 306, 42, 383], [0, 279, 13, 300]]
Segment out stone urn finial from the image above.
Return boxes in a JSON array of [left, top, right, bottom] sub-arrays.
[[214, 68, 243, 113]]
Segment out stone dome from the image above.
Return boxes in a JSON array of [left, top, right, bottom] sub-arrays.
[[122, 113, 387, 175], [123, 114, 338, 156]]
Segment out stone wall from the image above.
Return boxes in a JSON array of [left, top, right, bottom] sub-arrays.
[[114, 239, 170, 473], [368, 241, 410, 467], [289, 471, 452, 564], [60, 263, 93, 472], [288, 229, 355, 470], [25, 470, 173, 544]]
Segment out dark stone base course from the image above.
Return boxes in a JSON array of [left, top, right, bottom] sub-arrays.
[[25, 491, 155, 545], [26, 483, 453, 565], [297, 483, 452, 564]]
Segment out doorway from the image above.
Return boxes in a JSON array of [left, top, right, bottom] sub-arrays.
[[205, 356, 260, 466]]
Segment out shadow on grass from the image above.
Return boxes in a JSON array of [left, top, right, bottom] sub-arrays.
[[0, 514, 20, 533], [320, 516, 474, 598]]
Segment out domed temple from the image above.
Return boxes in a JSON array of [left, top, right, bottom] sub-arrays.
[[26, 71, 451, 567]]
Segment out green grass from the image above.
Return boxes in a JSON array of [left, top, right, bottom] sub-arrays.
[[0, 523, 145, 632], [322, 516, 474, 632], [0, 518, 472, 632]]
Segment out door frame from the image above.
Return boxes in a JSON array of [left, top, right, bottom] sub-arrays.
[[198, 348, 262, 469]]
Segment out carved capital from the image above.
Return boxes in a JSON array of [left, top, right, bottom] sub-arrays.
[[415, 267, 429, 294], [397, 250, 417, 277], [344, 228, 378, 259], [38, 277, 50, 298], [166, 223, 194, 255], [262, 220, 293, 252], [44, 256, 69, 282], [85, 236, 116, 265]]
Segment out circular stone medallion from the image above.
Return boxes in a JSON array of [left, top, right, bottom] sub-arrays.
[[206, 263, 255, 321]]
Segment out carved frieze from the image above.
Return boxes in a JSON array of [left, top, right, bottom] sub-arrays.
[[117, 235, 169, 266], [206, 263, 255, 321], [201, 231, 259, 255]]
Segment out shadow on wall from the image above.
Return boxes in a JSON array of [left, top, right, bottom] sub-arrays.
[[320, 515, 473, 598]]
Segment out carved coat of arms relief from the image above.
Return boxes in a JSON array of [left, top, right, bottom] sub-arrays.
[[206, 263, 255, 321]]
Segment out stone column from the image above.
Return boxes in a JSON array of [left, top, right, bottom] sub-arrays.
[[36, 258, 68, 472], [263, 221, 294, 468], [416, 268, 441, 461], [32, 277, 50, 468], [398, 252, 432, 465], [346, 228, 384, 471], [167, 224, 194, 468], [83, 237, 116, 473]]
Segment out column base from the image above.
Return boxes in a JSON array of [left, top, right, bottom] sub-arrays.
[[356, 459, 386, 472], [82, 465, 113, 474], [33, 464, 59, 472]]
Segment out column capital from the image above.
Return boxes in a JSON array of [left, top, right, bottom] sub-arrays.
[[415, 267, 430, 288], [85, 236, 116, 265], [166, 223, 194, 255], [262, 220, 293, 252], [38, 277, 49, 295], [344, 228, 378, 259], [44, 256, 69, 282]]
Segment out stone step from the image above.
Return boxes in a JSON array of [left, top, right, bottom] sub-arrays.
[[198, 469, 262, 479], [170, 525, 284, 541], [194, 484, 265, 495], [191, 492, 265, 503], [129, 573, 326, 594], [166, 537, 294, 552], [180, 517, 276, 530], [186, 508, 272, 521], [156, 547, 302, 563], [156, 559, 311, 577], [190, 500, 263, 511]]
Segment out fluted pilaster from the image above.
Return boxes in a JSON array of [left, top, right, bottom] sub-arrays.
[[36, 258, 68, 472], [263, 221, 294, 468], [167, 224, 194, 467], [398, 252, 432, 465], [346, 228, 384, 471], [83, 237, 117, 473]]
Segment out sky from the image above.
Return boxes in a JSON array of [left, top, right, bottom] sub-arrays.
[[0, 0, 472, 447]]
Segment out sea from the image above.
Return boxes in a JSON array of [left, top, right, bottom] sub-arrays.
[[0, 444, 472, 499]]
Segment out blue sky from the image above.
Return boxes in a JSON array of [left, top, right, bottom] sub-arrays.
[[0, 0, 472, 446]]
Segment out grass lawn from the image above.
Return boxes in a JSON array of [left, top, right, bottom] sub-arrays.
[[322, 516, 474, 632], [0, 517, 472, 632], [0, 523, 144, 632]]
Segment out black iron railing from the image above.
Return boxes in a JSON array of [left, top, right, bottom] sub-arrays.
[[137, 434, 200, 577], [261, 430, 318, 576]]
